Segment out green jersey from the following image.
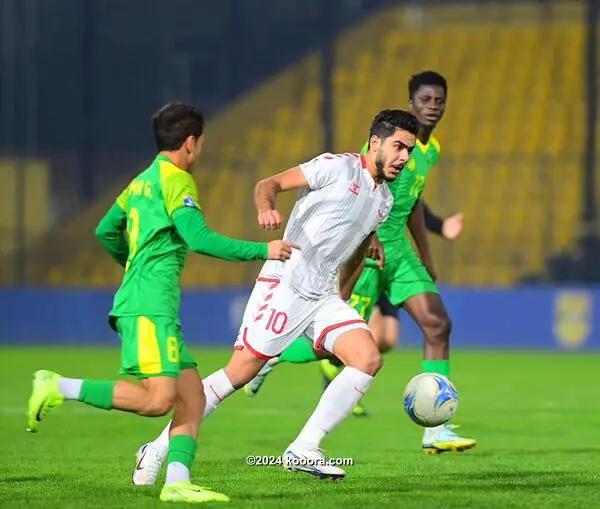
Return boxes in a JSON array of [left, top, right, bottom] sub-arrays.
[[109, 154, 203, 321], [360, 137, 440, 254]]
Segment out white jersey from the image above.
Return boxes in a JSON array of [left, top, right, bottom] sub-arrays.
[[259, 152, 393, 299]]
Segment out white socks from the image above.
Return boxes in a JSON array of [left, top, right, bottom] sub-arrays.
[[152, 369, 236, 456], [165, 461, 190, 484], [58, 377, 83, 400], [294, 366, 373, 448], [423, 424, 446, 441], [201, 369, 235, 419], [154, 422, 172, 457]]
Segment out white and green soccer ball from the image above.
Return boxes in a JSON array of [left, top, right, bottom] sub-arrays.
[[402, 373, 458, 427]]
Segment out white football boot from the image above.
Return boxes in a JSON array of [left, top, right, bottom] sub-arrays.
[[283, 443, 345, 480], [132, 442, 166, 485], [422, 424, 476, 455]]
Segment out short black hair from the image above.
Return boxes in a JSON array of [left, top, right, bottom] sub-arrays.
[[152, 102, 204, 151], [408, 71, 447, 99], [369, 109, 420, 142]]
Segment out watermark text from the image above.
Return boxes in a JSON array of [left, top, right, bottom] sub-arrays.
[[245, 455, 354, 467]]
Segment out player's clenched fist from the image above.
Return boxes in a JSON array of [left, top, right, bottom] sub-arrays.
[[258, 209, 284, 230], [267, 240, 300, 261]]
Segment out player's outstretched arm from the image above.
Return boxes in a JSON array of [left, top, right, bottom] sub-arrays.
[[173, 206, 299, 262], [254, 166, 309, 230], [338, 233, 375, 301], [173, 206, 270, 261], [408, 200, 437, 281], [164, 168, 296, 262], [94, 203, 129, 268]]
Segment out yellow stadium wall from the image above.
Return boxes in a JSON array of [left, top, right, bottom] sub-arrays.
[[0, 159, 49, 254]]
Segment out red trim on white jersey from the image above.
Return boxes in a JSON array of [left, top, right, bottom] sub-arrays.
[[314, 319, 367, 350], [241, 327, 277, 360], [359, 153, 378, 189], [257, 277, 281, 284]]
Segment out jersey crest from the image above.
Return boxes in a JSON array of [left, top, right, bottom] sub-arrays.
[[183, 196, 197, 208]]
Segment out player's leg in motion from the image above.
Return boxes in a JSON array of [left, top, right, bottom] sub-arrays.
[[28, 316, 229, 504], [319, 294, 398, 417], [400, 289, 475, 454], [158, 367, 229, 503], [369, 294, 400, 353], [318, 265, 381, 417], [134, 278, 287, 485], [283, 324, 381, 480], [136, 346, 273, 485], [244, 336, 329, 397], [386, 248, 475, 454]]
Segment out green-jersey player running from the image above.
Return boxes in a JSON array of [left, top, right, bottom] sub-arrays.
[[245, 71, 476, 455], [25, 102, 297, 504]]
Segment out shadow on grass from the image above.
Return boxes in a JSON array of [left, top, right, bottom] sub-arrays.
[[0, 476, 49, 483]]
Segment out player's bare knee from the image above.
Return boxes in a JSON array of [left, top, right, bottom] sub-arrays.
[[346, 347, 382, 375], [332, 329, 381, 374], [423, 312, 452, 344], [356, 350, 382, 375]]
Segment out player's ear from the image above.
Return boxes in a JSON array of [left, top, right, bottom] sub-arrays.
[[369, 135, 380, 152], [184, 135, 196, 154]]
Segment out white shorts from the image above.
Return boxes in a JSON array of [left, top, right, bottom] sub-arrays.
[[233, 277, 369, 359]]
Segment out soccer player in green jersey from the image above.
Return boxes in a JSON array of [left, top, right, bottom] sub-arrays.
[[245, 71, 476, 454], [368, 204, 463, 354], [25, 102, 297, 504]]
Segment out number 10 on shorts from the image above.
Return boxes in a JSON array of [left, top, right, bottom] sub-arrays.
[[265, 309, 288, 334]]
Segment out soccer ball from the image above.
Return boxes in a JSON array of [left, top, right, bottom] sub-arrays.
[[402, 373, 458, 427]]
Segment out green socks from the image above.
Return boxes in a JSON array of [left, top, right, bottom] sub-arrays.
[[422, 359, 450, 379], [168, 434, 198, 469], [279, 337, 319, 364], [78, 380, 116, 410]]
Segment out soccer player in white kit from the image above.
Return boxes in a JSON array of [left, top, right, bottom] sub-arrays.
[[132, 109, 419, 484]]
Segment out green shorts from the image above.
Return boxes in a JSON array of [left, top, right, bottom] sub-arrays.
[[351, 249, 438, 322], [114, 315, 197, 379]]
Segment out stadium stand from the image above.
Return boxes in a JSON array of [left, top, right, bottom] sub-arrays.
[[27, 1, 586, 288]]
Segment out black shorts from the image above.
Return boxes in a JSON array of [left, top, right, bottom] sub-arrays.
[[376, 294, 398, 318]]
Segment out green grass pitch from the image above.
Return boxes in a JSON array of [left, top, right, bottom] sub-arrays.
[[1, 347, 599, 508]]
